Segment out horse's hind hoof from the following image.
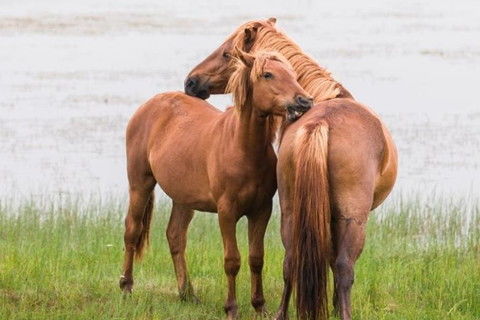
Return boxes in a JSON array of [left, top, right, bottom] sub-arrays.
[[119, 275, 133, 293], [179, 282, 200, 303], [180, 292, 201, 304], [273, 311, 288, 320]]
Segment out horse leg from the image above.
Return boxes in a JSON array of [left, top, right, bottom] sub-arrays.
[[120, 176, 156, 293], [218, 210, 241, 320], [331, 214, 368, 320], [247, 203, 272, 316], [274, 207, 294, 320], [166, 202, 197, 302]]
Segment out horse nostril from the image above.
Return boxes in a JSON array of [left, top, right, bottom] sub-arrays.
[[185, 78, 197, 89], [296, 95, 313, 108]]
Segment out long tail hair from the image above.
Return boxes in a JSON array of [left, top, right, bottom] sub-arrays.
[[134, 191, 154, 260], [291, 122, 332, 320]]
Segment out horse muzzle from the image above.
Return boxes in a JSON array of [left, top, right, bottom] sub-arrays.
[[184, 76, 211, 100], [286, 95, 313, 121]]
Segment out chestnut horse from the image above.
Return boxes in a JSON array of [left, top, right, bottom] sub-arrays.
[[120, 49, 312, 319], [185, 18, 398, 320]]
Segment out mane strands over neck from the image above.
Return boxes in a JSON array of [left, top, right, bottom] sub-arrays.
[[234, 21, 343, 103]]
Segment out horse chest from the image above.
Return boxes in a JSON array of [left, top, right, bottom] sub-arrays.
[[211, 160, 276, 209]]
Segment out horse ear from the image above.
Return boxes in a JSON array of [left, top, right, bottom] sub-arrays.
[[267, 17, 277, 25], [243, 26, 258, 52], [233, 47, 255, 68]]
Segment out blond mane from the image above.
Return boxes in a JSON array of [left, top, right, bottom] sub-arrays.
[[233, 21, 346, 103]]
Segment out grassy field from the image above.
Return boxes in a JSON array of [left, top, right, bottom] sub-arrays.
[[0, 194, 478, 320]]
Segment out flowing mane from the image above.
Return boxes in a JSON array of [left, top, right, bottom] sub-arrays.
[[233, 21, 352, 103]]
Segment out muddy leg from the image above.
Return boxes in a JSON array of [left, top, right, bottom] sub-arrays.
[[219, 211, 241, 320], [247, 203, 272, 316], [166, 202, 197, 302], [332, 217, 367, 320], [120, 177, 156, 293]]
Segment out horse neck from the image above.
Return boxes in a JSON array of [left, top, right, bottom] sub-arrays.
[[232, 102, 277, 155], [253, 32, 353, 102]]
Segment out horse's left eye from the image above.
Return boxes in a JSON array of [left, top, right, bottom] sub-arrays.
[[263, 72, 273, 79], [223, 52, 230, 59]]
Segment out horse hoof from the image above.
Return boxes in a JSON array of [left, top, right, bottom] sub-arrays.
[[254, 306, 268, 319], [273, 311, 287, 320], [180, 293, 201, 304], [179, 282, 200, 303], [119, 275, 133, 293], [226, 313, 239, 320], [225, 306, 239, 320]]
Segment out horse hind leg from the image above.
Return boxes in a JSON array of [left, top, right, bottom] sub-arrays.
[[331, 205, 369, 320], [166, 202, 198, 302], [120, 175, 156, 293], [274, 219, 294, 320]]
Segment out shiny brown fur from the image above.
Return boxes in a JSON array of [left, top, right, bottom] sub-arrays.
[[120, 50, 312, 320], [185, 18, 398, 320]]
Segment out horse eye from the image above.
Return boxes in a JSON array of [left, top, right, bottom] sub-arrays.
[[263, 72, 273, 79], [223, 52, 230, 59]]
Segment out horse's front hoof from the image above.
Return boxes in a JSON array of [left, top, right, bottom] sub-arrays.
[[119, 275, 133, 293], [180, 292, 201, 304], [273, 310, 288, 320], [253, 306, 268, 319], [226, 313, 239, 320], [224, 304, 239, 320], [179, 282, 200, 303], [252, 297, 267, 318]]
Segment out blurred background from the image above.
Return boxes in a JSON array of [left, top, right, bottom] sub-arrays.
[[1, 0, 479, 203]]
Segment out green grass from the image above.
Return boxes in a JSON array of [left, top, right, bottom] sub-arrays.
[[0, 194, 478, 319]]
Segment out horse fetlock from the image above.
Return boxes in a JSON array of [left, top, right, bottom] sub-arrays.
[[179, 281, 200, 303], [251, 296, 266, 312], [119, 275, 133, 293], [224, 302, 238, 319]]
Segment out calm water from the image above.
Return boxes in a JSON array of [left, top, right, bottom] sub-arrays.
[[1, 0, 479, 202]]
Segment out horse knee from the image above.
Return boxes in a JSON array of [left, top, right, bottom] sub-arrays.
[[224, 256, 241, 276], [249, 255, 263, 274], [334, 257, 354, 288]]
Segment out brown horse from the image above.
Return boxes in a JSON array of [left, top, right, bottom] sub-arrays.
[[185, 18, 398, 320], [120, 49, 312, 319]]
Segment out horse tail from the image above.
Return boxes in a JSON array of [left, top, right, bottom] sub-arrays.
[[292, 121, 332, 320], [135, 191, 154, 260]]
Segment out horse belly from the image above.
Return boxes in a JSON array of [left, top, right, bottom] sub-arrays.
[[149, 142, 217, 213]]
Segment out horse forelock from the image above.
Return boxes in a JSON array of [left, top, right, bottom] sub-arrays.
[[225, 51, 286, 143], [226, 51, 293, 111]]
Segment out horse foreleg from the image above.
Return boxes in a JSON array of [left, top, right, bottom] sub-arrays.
[[218, 211, 241, 320], [247, 203, 272, 316], [331, 215, 367, 320], [166, 202, 197, 302], [120, 179, 155, 293]]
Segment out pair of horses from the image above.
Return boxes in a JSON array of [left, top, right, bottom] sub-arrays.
[[120, 18, 397, 320]]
